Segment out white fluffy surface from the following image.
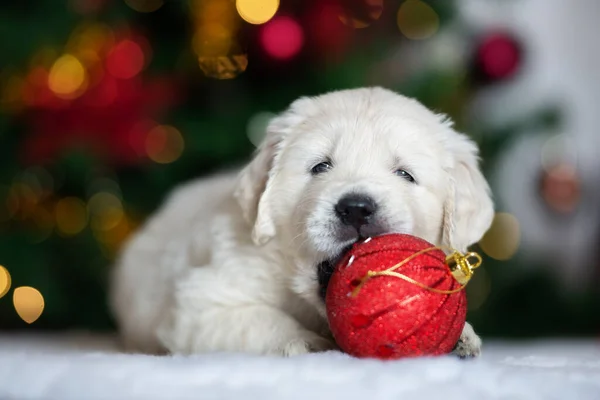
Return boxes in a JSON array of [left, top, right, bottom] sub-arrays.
[[1, 334, 599, 400]]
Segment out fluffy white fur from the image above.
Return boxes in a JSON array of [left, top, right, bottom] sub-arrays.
[[110, 87, 494, 357]]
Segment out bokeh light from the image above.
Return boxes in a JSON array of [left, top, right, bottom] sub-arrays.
[[397, 0, 439, 40], [339, 0, 384, 29], [236, 0, 279, 25], [124, 0, 164, 13], [13, 286, 44, 324], [260, 16, 304, 60], [106, 39, 145, 79], [87, 177, 122, 198], [479, 212, 521, 261], [465, 267, 491, 312], [48, 54, 88, 98], [0, 266, 11, 299], [88, 192, 125, 232], [94, 214, 136, 259], [55, 197, 88, 236], [145, 125, 185, 164], [28, 206, 55, 243], [539, 163, 581, 214], [477, 33, 521, 81], [246, 111, 275, 146]]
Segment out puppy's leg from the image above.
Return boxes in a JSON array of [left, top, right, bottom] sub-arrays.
[[156, 266, 335, 356], [453, 321, 482, 358]]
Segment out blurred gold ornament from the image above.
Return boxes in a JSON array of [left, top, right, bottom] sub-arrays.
[[236, 0, 279, 25], [339, 0, 384, 29], [198, 54, 248, 79], [479, 212, 521, 261], [55, 197, 88, 236], [0, 266, 11, 299], [397, 0, 439, 40], [48, 54, 88, 99], [539, 163, 581, 215], [13, 286, 44, 324], [124, 0, 164, 13], [145, 125, 185, 164]]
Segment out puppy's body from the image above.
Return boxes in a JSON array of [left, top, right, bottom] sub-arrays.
[[110, 87, 493, 356]]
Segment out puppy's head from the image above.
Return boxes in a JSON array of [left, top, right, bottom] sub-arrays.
[[234, 87, 494, 315]]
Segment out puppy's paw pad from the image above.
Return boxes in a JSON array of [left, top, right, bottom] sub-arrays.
[[453, 323, 482, 359]]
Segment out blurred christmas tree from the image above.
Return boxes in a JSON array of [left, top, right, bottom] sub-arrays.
[[0, 0, 598, 337]]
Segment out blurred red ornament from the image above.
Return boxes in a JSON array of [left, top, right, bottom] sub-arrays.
[[539, 163, 581, 215], [259, 16, 304, 60], [326, 234, 476, 360], [474, 32, 522, 82]]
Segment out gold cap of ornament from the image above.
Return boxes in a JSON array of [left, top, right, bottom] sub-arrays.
[[445, 251, 482, 286]]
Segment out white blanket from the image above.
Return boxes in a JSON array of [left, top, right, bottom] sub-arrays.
[[1, 334, 599, 400]]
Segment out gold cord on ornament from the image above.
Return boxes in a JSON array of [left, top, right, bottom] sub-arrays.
[[350, 246, 482, 298]]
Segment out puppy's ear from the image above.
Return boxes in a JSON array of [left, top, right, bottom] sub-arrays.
[[233, 98, 309, 245], [441, 130, 494, 252]]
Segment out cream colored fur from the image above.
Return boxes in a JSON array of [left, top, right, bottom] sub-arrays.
[[110, 87, 494, 357]]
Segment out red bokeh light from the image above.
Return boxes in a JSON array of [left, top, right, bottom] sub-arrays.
[[106, 39, 145, 79], [478, 33, 521, 80], [259, 16, 304, 60]]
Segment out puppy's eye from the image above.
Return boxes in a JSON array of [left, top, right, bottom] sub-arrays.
[[311, 161, 332, 175], [395, 169, 416, 183]]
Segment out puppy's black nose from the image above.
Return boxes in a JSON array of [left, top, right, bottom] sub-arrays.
[[335, 194, 377, 231]]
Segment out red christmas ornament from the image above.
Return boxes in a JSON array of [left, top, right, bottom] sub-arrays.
[[474, 32, 522, 83], [326, 233, 481, 360]]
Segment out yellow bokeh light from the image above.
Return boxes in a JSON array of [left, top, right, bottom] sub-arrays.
[[13, 286, 45, 324], [48, 54, 88, 98], [145, 125, 185, 164], [0, 265, 11, 299], [479, 212, 521, 261], [55, 197, 88, 236], [88, 192, 124, 232], [397, 0, 439, 40], [236, 0, 279, 25]]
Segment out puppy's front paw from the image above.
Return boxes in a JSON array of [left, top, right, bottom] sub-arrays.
[[279, 331, 337, 356], [453, 322, 482, 359]]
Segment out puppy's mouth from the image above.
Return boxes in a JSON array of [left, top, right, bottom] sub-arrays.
[[317, 243, 355, 301]]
